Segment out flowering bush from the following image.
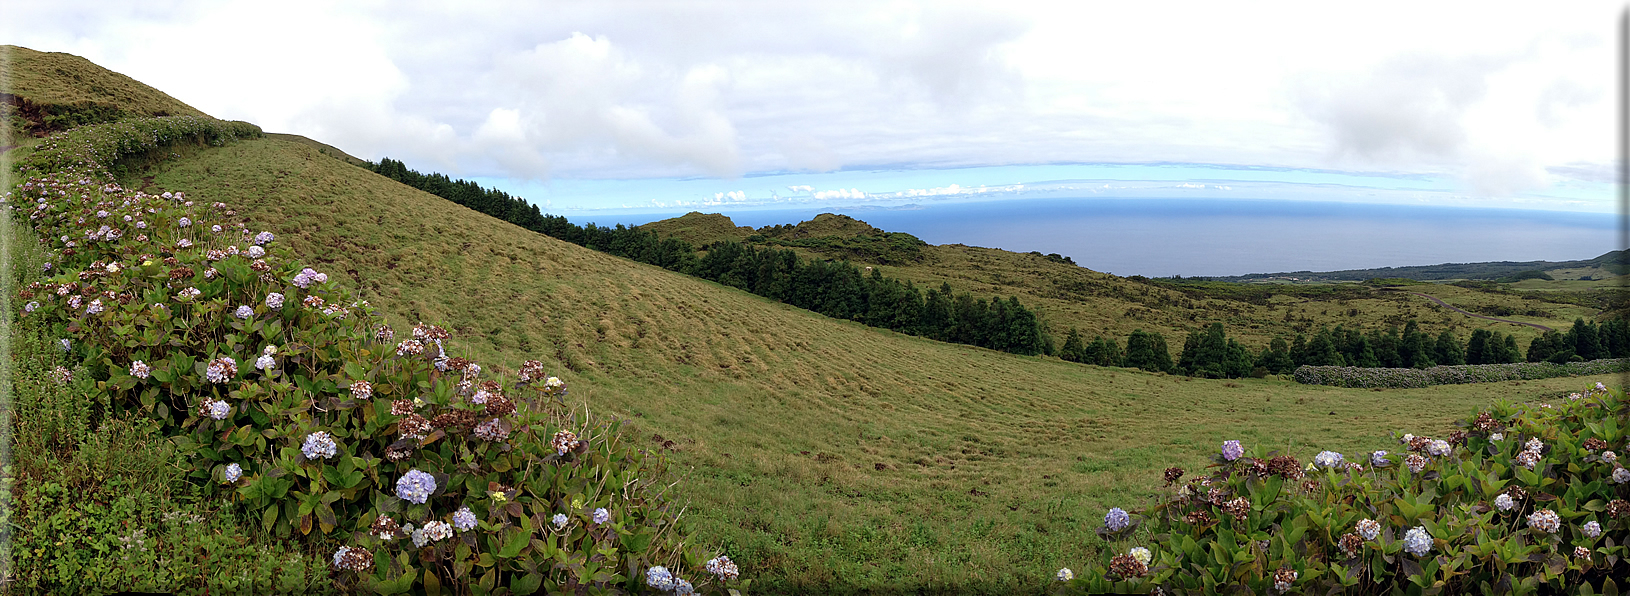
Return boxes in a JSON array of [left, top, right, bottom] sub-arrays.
[[1295, 359, 1630, 388], [9, 116, 748, 594], [1054, 383, 1630, 594]]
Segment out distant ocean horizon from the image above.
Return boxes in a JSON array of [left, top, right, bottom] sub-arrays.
[[560, 198, 1622, 278]]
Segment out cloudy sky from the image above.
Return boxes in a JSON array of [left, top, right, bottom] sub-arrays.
[[3, 1, 1620, 213]]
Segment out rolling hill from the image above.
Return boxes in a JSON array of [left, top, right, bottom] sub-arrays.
[[8, 46, 1627, 593]]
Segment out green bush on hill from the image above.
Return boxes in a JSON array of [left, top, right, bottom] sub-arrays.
[[1056, 383, 1630, 593], [8, 117, 746, 594]]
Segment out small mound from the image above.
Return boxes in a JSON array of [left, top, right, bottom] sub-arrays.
[[784, 213, 882, 239], [640, 211, 754, 246]]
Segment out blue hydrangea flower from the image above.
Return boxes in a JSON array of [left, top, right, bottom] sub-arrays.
[[223, 463, 242, 483], [302, 431, 337, 460], [1584, 520, 1602, 538], [396, 469, 436, 504], [645, 566, 675, 591], [593, 508, 610, 524], [1402, 526, 1432, 556], [552, 513, 568, 529], [1370, 450, 1389, 467], [1314, 451, 1344, 468], [1104, 507, 1130, 532], [254, 231, 274, 245], [453, 507, 477, 532], [206, 399, 230, 420], [1221, 440, 1244, 461], [674, 578, 694, 595]]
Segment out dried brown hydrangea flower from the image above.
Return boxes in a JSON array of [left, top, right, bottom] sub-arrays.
[[1108, 554, 1147, 578]]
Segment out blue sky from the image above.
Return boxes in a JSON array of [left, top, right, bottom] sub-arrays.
[[5, 2, 1620, 215], [478, 161, 1618, 216]]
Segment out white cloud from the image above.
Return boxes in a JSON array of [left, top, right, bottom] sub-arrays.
[[2, 0, 1617, 204]]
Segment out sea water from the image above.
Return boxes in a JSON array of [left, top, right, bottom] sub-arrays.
[[563, 198, 1621, 278]]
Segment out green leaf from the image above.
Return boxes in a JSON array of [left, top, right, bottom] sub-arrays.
[[499, 529, 530, 558], [511, 573, 543, 596], [261, 506, 278, 533]]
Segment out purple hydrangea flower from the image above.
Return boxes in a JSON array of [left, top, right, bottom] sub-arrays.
[[235, 305, 254, 319], [1221, 440, 1244, 461], [302, 431, 338, 460], [593, 507, 610, 524], [266, 292, 284, 308], [396, 469, 436, 504], [1402, 526, 1432, 556], [224, 463, 242, 483], [254, 231, 274, 245], [453, 507, 477, 532], [1104, 507, 1130, 532]]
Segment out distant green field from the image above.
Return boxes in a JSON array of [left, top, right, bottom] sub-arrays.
[[124, 136, 1624, 593]]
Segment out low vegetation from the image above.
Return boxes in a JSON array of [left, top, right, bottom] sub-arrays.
[[1057, 382, 1630, 594]]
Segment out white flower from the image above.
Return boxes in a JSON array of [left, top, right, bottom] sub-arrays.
[[552, 513, 568, 529], [129, 361, 152, 379], [1527, 509, 1561, 533], [1614, 467, 1630, 484], [302, 431, 338, 460], [1490, 433, 1504, 442], [1494, 493, 1514, 512], [1355, 518, 1380, 541], [1055, 568, 1073, 581], [1314, 451, 1344, 468], [1129, 547, 1151, 566], [1402, 526, 1432, 556], [1604, 451, 1618, 464], [247, 245, 265, 258], [178, 217, 191, 227], [255, 354, 275, 371], [1426, 440, 1451, 457], [1525, 438, 1544, 453], [265, 292, 284, 308], [223, 463, 242, 483], [205, 399, 230, 420], [1584, 520, 1602, 538]]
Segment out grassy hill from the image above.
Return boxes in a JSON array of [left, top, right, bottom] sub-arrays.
[[123, 136, 1622, 592], [9, 50, 1628, 594], [2, 45, 209, 142], [639, 213, 1611, 354]]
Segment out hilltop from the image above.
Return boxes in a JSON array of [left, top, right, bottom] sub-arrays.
[[2, 45, 208, 141]]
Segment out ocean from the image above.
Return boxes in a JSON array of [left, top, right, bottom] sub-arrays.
[[561, 198, 1622, 278]]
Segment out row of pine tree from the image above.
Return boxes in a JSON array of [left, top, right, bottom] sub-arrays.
[[1060, 318, 1630, 378]]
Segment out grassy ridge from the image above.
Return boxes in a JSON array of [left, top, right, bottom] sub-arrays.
[[127, 136, 1627, 593], [2, 45, 208, 140]]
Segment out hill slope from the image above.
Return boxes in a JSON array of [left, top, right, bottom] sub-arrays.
[[2, 45, 209, 141], [127, 137, 1623, 592]]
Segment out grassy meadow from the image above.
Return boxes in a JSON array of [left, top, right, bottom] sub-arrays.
[[118, 135, 1625, 592]]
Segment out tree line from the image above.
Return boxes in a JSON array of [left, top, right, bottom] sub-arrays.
[[1058, 317, 1630, 379], [366, 157, 1048, 355]]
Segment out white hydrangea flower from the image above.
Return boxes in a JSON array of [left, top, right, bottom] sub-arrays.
[[1402, 526, 1432, 556]]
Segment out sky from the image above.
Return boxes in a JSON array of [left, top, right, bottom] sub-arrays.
[[2, 1, 1621, 214]]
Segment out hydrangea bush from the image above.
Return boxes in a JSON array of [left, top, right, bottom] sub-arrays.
[[1055, 383, 1630, 594], [9, 116, 749, 594], [1295, 359, 1630, 389]]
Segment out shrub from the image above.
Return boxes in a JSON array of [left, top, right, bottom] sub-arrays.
[[1293, 359, 1630, 389], [8, 116, 747, 594], [1053, 382, 1630, 594]]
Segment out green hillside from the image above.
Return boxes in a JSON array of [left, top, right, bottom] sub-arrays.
[[638, 212, 1613, 356], [128, 136, 1623, 592], [2, 45, 209, 142], [9, 50, 1629, 594]]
